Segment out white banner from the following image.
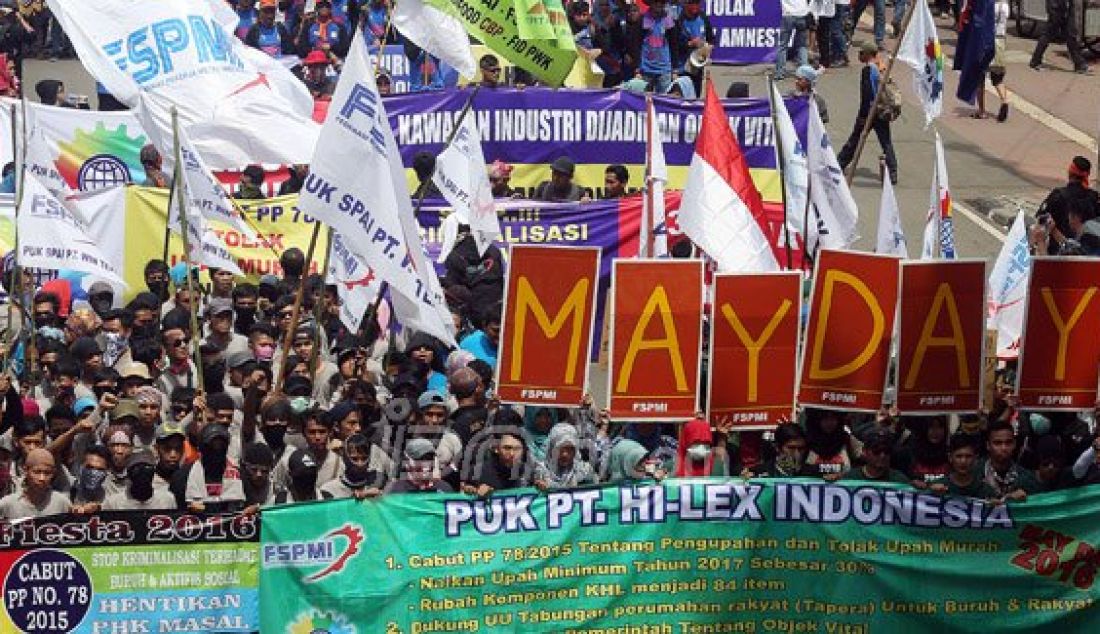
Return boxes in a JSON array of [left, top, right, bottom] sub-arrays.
[[17, 175, 126, 285], [297, 32, 455, 346], [47, 0, 318, 168]]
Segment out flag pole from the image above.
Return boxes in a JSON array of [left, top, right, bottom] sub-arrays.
[[170, 107, 205, 393], [767, 73, 794, 270], [16, 98, 37, 384], [273, 220, 322, 395], [843, 0, 917, 185], [4, 103, 18, 367], [643, 94, 655, 259], [308, 226, 335, 373]]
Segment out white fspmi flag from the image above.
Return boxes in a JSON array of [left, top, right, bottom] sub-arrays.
[[17, 175, 126, 285], [326, 230, 382, 334], [875, 177, 908, 257], [166, 135, 244, 276], [987, 211, 1030, 358], [897, 0, 944, 127], [679, 79, 778, 272], [921, 131, 956, 260], [640, 96, 668, 258], [431, 111, 501, 257], [392, 0, 477, 79], [175, 118, 257, 240], [806, 98, 859, 252], [48, 0, 318, 168], [298, 31, 455, 346], [769, 81, 809, 237]]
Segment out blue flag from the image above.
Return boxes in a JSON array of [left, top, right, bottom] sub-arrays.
[[953, 0, 996, 105]]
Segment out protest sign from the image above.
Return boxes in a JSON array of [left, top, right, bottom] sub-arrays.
[[608, 260, 703, 420], [496, 246, 600, 406], [420, 0, 577, 87], [386, 88, 808, 200], [800, 250, 900, 412], [708, 272, 801, 429], [1016, 257, 1100, 411], [895, 260, 987, 414], [0, 511, 259, 633], [706, 0, 784, 64], [260, 481, 1100, 632]]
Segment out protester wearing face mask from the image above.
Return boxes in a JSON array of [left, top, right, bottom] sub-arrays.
[[273, 408, 342, 493], [172, 423, 245, 513], [86, 281, 114, 318], [153, 421, 186, 493], [236, 443, 275, 513], [103, 451, 177, 510], [99, 309, 134, 370], [248, 323, 278, 366], [275, 448, 321, 504], [321, 433, 386, 500], [0, 449, 71, 519], [842, 430, 909, 484], [69, 445, 110, 514], [674, 416, 727, 477], [144, 260, 170, 304], [387, 438, 455, 494], [534, 423, 596, 490], [749, 424, 818, 478]]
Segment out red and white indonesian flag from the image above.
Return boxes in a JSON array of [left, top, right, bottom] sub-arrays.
[[678, 78, 779, 272]]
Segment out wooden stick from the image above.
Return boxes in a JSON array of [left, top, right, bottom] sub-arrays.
[[273, 221, 322, 395], [842, 0, 918, 185]]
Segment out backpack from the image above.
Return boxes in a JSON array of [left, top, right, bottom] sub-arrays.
[[875, 78, 902, 122]]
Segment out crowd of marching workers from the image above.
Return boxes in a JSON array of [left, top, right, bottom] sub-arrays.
[[0, 0, 1097, 521]]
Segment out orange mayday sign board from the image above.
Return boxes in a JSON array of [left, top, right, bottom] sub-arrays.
[[799, 250, 900, 412], [1016, 257, 1100, 410], [608, 260, 704, 420], [707, 273, 802, 430], [895, 261, 987, 414], [495, 245, 601, 406]]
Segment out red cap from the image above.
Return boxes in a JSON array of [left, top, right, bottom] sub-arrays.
[[303, 50, 329, 66]]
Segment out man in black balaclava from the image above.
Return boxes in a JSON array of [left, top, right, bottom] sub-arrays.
[[104, 452, 178, 510]]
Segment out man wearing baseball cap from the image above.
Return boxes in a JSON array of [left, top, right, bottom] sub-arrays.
[[534, 156, 585, 202]]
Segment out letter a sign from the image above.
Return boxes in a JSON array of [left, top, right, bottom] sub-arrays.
[[609, 260, 704, 420], [895, 261, 987, 414], [708, 272, 802, 430], [495, 245, 600, 406], [1017, 258, 1100, 411], [799, 250, 900, 411]]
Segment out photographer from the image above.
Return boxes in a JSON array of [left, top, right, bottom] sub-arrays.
[[1034, 156, 1099, 255]]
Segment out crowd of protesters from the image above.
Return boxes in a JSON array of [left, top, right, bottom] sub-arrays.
[[0, 2, 1098, 522], [1, 162, 1099, 520]]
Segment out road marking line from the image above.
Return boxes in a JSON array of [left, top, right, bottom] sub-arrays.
[[953, 201, 1008, 242], [993, 86, 1098, 154]]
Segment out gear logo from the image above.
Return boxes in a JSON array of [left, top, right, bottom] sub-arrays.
[[55, 123, 147, 191], [288, 609, 357, 634]]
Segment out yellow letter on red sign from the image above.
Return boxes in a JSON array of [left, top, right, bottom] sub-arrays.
[[495, 246, 600, 407]]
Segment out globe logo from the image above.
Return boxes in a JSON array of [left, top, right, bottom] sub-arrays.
[[77, 154, 132, 191]]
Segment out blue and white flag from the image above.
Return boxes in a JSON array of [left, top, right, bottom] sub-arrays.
[[986, 211, 1029, 358], [299, 31, 455, 346], [875, 176, 908, 257]]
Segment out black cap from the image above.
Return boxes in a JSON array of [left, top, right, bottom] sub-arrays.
[[288, 449, 319, 478]]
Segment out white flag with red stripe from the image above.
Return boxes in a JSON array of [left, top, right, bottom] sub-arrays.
[[640, 95, 669, 258], [678, 78, 779, 272]]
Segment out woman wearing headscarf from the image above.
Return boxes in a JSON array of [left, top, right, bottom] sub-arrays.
[[0, 54, 18, 97], [674, 417, 727, 477], [523, 406, 560, 463], [534, 423, 596, 490], [605, 439, 657, 483]]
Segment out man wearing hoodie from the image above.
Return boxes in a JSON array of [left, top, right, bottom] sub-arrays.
[[320, 433, 386, 499], [461, 412, 530, 496], [103, 451, 177, 510]]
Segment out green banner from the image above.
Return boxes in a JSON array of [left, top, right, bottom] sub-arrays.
[[425, 0, 577, 86], [261, 479, 1100, 632], [1, 512, 259, 632]]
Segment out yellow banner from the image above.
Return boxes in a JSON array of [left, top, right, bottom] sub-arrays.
[[124, 187, 326, 299]]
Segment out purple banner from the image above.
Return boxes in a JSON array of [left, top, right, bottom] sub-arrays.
[[371, 45, 460, 94], [706, 0, 784, 65], [385, 87, 808, 200]]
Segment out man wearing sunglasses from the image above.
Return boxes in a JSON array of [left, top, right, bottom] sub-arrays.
[[156, 315, 198, 397]]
